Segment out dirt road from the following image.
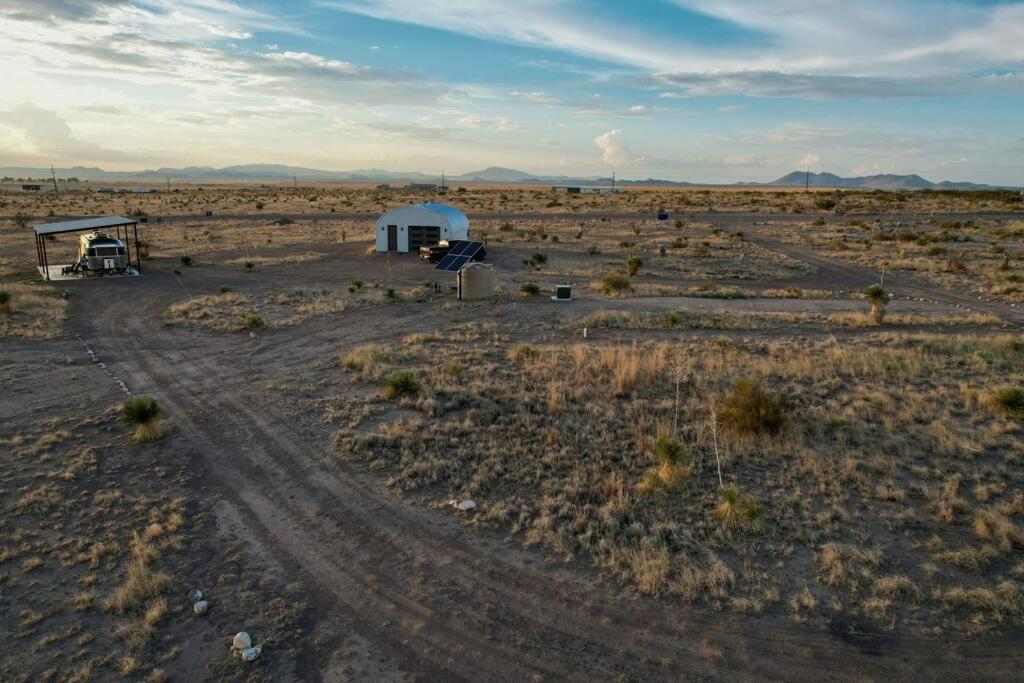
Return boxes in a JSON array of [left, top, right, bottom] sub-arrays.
[[64, 234, 1024, 680]]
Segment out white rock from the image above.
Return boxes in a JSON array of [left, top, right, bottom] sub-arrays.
[[189, 589, 204, 602], [193, 600, 209, 616], [453, 499, 476, 511], [232, 632, 252, 651], [241, 645, 262, 662]]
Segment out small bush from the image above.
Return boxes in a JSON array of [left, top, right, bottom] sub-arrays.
[[180, 256, 192, 267], [719, 379, 785, 436], [384, 371, 420, 399], [121, 397, 162, 443], [626, 255, 643, 276], [509, 344, 539, 361], [0, 290, 11, 315], [520, 282, 541, 296], [601, 273, 631, 295], [385, 288, 397, 301], [351, 279, 363, 289], [243, 261, 254, 271], [991, 387, 1024, 417], [243, 314, 264, 329], [218, 285, 232, 294]]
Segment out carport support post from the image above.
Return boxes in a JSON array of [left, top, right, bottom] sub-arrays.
[[41, 233, 50, 281], [34, 233, 43, 277], [133, 223, 142, 274], [122, 224, 132, 273]]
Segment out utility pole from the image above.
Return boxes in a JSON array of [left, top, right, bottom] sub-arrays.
[[611, 169, 615, 192], [293, 175, 298, 189], [50, 164, 59, 193], [166, 174, 170, 190], [805, 169, 809, 192]]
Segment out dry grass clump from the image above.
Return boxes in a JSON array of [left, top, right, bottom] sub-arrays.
[[103, 532, 172, 614], [341, 345, 416, 379], [0, 283, 66, 339]]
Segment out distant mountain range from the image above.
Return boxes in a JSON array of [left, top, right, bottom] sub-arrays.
[[1, 164, 1015, 190]]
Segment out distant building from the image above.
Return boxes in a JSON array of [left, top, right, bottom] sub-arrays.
[[376, 184, 391, 191], [131, 187, 156, 193], [552, 185, 618, 194], [407, 183, 438, 191], [21, 184, 42, 191]]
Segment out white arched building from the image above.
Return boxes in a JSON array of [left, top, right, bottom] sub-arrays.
[[375, 203, 470, 253]]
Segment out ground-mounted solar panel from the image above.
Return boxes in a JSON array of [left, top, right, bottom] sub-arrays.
[[434, 240, 484, 272]]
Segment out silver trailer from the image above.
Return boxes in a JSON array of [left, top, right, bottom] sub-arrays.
[[68, 232, 129, 275]]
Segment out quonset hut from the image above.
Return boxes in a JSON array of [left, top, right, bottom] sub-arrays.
[[375, 203, 469, 253]]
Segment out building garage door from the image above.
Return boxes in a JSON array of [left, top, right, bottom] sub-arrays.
[[408, 225, 441, 250]]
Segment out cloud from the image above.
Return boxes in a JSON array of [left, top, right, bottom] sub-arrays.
[[0, 102, 133, 162], [327, 0, 1024, 100], [799, 154, 821, 170], [595, 129, 643, 165]]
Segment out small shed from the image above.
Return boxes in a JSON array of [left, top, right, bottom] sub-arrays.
[[22, 184, 42, 191], [376, 203, 469, 253]]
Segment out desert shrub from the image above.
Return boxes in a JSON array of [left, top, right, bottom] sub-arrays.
[[990, 387, 1024, 417], [13, 212, 31, 228], [815, 198, 837, 211], [520, 282, 541, 296], [0, 290, 10, 314], [385, 288, 397, 301], [218, 285, 232, 294], [351, 279, 363, 289], [662, 311, 681, 327], [243, 314, 264, 329], [243, 261, 254, 271], [180, 256, 192, 267], [601, 273, 631, 295], [625, 255, 643, 276], [863, 284, 887, 323], [384, 371, 420, 399], [714, 485, 763, 530], [509, 344, 539, 361], [719, 379, 785, 436], [121, 397, 162, 443]]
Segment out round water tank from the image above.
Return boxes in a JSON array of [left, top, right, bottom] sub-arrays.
[[459, 262, 495, 300]]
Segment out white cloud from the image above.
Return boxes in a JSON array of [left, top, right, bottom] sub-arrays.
[[595, 129, 643, 165], [799, 153, 821, 170]]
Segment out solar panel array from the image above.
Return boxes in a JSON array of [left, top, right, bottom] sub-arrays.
[[434, 240, 484, 272]]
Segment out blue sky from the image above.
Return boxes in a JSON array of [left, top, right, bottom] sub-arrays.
[[0, 0, 1022, 183]]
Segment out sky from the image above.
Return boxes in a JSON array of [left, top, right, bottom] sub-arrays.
[[0, 0, 1022, 183]]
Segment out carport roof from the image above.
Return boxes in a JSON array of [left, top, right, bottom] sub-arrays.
[[33, 215, 137, 236]]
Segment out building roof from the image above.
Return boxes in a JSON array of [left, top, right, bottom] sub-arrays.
[[33, 215, 137, 236], [378, 203, 469, 231]]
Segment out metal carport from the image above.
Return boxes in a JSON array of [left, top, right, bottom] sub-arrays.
[[32, 216, 142, 281]]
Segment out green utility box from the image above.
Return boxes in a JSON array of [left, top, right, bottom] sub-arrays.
[[554, 284, 572, 300]]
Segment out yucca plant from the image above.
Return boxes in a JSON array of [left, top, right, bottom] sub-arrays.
[[863, 284, 887, 323], [121, 396, 163, 443], [652, 435, 689, 485], [714, 485, 764, 530]]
